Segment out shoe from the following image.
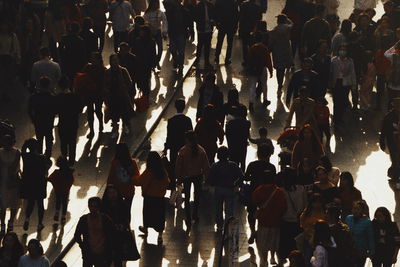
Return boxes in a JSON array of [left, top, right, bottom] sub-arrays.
[[37, 224, 44, 232], [23, 220, 29, 231], [270, 257, 277, 265], [224, 59, 231, 65], [139, 226, 148, 235], [248, 232, 256, 244], [263, 100, 271, 107]]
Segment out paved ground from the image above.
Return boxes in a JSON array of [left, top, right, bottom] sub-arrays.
[[1, 0, 394, 266]]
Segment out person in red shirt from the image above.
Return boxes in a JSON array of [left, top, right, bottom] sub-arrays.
[[48, 156, 74, 224], [252, 182, 287, 266], [313, 97, 331, 150]]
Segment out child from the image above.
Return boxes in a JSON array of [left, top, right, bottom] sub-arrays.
[[314, 98, 331, 149], [359, 50, 376, 111], [48, 156, 74, 224], [249, 127, 274, 154]]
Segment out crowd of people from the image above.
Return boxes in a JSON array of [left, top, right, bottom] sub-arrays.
[[0, 0, 400, 266]]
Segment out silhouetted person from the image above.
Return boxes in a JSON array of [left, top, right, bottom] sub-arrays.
[[239, 0, 261, 66], [79, 17, 99, 63]]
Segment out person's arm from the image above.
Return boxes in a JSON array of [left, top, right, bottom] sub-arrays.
[[217, 122, 224, 144], [266, 50, 273, 78], [286, 75, 295, 106], [392, 222, 400, 264], [175, 151, 184, 182], [367, 220, 375, 256], [128, 1, 136, 18]]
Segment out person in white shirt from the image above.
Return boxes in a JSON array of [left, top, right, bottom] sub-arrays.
[[18, 239, 50, 267], [31, 47, 61, 93], [110, 0, 135, 52], [144, 0, 168, 70]]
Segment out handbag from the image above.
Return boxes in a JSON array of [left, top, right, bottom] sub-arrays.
[[134, 92, 149, 112], [120, 229, 141, 261]]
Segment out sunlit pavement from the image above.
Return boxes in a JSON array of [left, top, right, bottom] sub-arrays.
[[2, 0, 394, 266]]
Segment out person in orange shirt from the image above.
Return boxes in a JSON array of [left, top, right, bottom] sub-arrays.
[[107, 143, 140, 224], [133, 151, 170, 244]]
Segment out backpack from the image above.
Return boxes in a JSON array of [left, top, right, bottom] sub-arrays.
[[238, 182, 252, 206]]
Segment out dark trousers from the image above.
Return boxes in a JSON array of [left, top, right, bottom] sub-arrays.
[[183, 175, 202, 223], [247, 204, 256, 233], [215, 28, 234, 61], [241, 32, 251, 64], [318, 124, 331, 145], [113, 31, 128, 52], [87, 100, 103, 132], [230, 148, 247, 172], [372, 249, 394, 267], [376, 74, 386, 108], [55, 194, 69, 215], [332, 79, 351, 125], [276, 68, 286, 89], [196, 32, 212, 65], [278, 221, 302, 261], [169, 148, 180, 188], [94, 26, 106, 52], [25, 199, 45, 224], [169, 34, 186, 68], [59, 128, 78, 164], [35, 124, 54, 157], [153, 30, 163, 65]]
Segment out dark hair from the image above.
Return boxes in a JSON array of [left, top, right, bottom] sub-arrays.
[[185, 130, 199, 157], [58, 75, 70, 90], [365, 8, 376, 17], [39, 76, 51, 90], [326, 203, 341, 222], [88, 196, 102, 207], [102, 184, 124, 206], [315, 4, 325, 15], [134, 15, 145, 25], [139, 25, 152, 40], [54, 261, 68, 267], [217, 146, 229, 161], [302, 57, 314, 66], [2, 232, 24, 257], [227, 88, 239, 104], [2, 134, 14, 147], [115, 143, 133, 175], [315, 165, 328, 177], [39, 47, 50, 57], [238, 105, 247, 118], [27, 239, 44, 256], [303, 193, 324, 217], [257, 144, 273, 159], [374, 207, 392, 223], [348, 30, 360, 43], [204, 72, 216, 84], [340, 19, 352, 37], [277, 14, 287, 24], [258, 127, 268, 136], [146, 151, 167, 180], [353, 200, 370, 218], [23, 138, 40, 153], [175, 98, 185, 112], [256, 20, 267, 31], [319, 156, 333, 172], [288, 250, 306, 267], [339, 171, 355, 188], [313, 220, 332, 247], [298, 125, 322, 155], [145, 0, 160, 13]]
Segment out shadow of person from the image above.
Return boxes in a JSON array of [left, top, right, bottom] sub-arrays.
[[44, 223, 65, 260], [138, 239, 165, 267]]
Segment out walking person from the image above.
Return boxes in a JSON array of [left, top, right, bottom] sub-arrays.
[[74, 197, 115, 267], [196, 72, 224, 122], [175, 131, 210, 230], [48, 156, 74, 224], [134, 151, 170, 244], [56, 76, 83, 165], [18, 239, 49, 267], [0, 135, 21, 233], [0, 232, 24, 267], [85, 0, 108, 52], [21, 138, 51, 232], [104, 54, 135, 138], [30, 47, 61, 93], [109, 0, 135, 52], [107, 143, 140, 222], [207, 146, 243, 231]]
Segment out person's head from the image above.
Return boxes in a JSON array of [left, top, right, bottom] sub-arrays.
[[1, 135, 15, 150], [378, 16, 391, 31], [146, 151, 166, 180], [24, 138, 40, 154], [257, 144, 273, 161], [326, 203, 341, 223], [301, 58, 313, 72], [103, 185, 121, 202], [27, 239, 44, 258], [88, 197, 102, 214], [217, 146, 229, 161], [340, 19, 352, 36], [352, 200, 367, 218], [134, 15, 145, 26], [69, 21, 81, 34], [288, 250, 306, 267], [315, 166, 329, 183], [146, 0, 160, 12], [388, 165, 400, 180], [175, 98, 186, 113], [89, 52, 103, 67], [305, 193, 324, 215], [338, 44, 348, 58], [258, 127, 268, 138], [82, 17, 93, 31], [227, 88, 239, 104], [319, 156, 332, 171], [374, 207, 392, 224], [298, 125, 317, 142], [39, 47, 51, 59], [38, 76, 51, 92], [58, 75, 71, 92], [326, 14, 340, 32], [203, 104, 216, 121], [119, 42, 130, 54], [357, 13, 370, 29], [316, 39, 329, 55], [256, 20, 267, 32], [277, 14, 287, 24], [2, 232, 22, 251], [109, 54, 119, 68], [56, 156, 70, 170], [365, 8, 376, 20], [339, 171, 355, 189], [204, 72, 216, 86], [313, 220, 331, 246], [384, 0, 395, 14], [314, 4, 325, 17]]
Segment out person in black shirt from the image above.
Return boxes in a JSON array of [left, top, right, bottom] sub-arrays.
[[118, 42, 137, 91], [80, 17, 99, 63], [56, 76, 83, 165], [28, 76, 56, 158], [244, 144, 276, 244]]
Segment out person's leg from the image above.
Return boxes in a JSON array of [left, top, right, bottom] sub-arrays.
[[154, 31, 163, 66], [24, 199, 35, 230], [214, 29, 225, 62], [248, 75, 258, 108], [192, 176, 202, 221], [195, 33, 205, 63], [8, 208, 16, 231], [203, 32, 212, 66], [114, 31, 121, 52], [333, 80, 343, 125], [177, 34, 186, 70], [242, 33, 250, 65], [59, 131, 68, 158], [214, 187, 224, 229], [276, 68, 285, 90], [44, 127, 54, 158], [94, 100, 104, 132], [69, 129, 78, 164], [247, 204, 257, 243], [322, 124, 331, 148], [37, 199, 45, 226], [260, 69, 269, 103], [35, 127, 44, 154], [225, 30, 234, 63], [55, 195, 61, 221], [86, 102, 95, 135], [224, 189, 234, 222], [376, 74, 385, 109], [351, 84, 359, 109], [183, 178, 193, 226]]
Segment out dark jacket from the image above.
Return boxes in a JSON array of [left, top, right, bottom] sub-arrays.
[[214, 0, 239, 32], [286, 69, 322, 105], [311, 54, 330, 94], [193, 0, 215, 33], [372, 220, 400, 256], [56, 92, 83, 131], [380, 110, 400, 157], [21, 151, 50, 200], [164, 1, 191, 37], [165, 113, 193, 151], [79, 29, 99, 62], [118, 52, 138, 84], [131, 36, 157, 70], [196, 84, 224, 122], [226, 118, 250, 153], [59, 33, 87, 76], [239, 0, 261, 35], [207, 160, 243, 188], [28, 91, 56, 130]]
